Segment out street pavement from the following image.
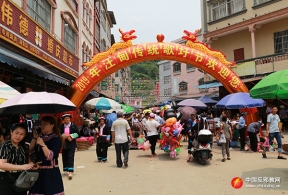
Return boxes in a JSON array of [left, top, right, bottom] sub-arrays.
[[60, 135, 288, 195]]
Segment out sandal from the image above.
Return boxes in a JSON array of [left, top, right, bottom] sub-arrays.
[[221, 158, 226, 162], [227, 157, 231, 160]]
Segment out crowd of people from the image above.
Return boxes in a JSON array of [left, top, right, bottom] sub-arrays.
[[0, 103, 287, 194]]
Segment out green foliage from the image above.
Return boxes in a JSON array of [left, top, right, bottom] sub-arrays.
[[130, 61, 159, 106]]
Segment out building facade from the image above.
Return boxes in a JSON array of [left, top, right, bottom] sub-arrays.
[[0, 0, 80, 94], [200, 0, 288, 96]]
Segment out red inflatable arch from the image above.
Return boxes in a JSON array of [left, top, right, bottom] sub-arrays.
[[67, 29, 256, 122]]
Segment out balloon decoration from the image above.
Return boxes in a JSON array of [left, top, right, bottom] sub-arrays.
[[158, 101, 184, 158]]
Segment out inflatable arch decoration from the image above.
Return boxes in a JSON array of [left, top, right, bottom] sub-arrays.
[[68, 29, 248, 107]]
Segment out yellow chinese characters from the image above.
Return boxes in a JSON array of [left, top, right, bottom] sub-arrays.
[[69, 55, 73, 66], [1, 1, 13, 25], [117, 51, 129, 62], [89, 66, 101, 78], [47, 38, 53, 54], [103, 57, 116, 70], [163, 44, 174, 55], [206, 58, 218, 70], [19, 15, 28, 36], [218, 67, 230, 79], [229, 76, 241, 88], [132, 47, 143, 58], [147, 44, 159, 55], [63, 50, 68, 63], [178, 46, 190, 58], [56, 45, 61, 58], [195, 52, 204, 63]]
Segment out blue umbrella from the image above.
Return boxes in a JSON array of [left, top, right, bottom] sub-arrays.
[[198, 95, 218, 105], [105, 113, 117, 127], [215, 92, 265, 109]]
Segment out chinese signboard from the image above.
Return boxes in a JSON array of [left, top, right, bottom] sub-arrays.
[[0, 0, 79, 77]]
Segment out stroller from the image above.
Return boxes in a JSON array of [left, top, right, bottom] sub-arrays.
[[129, 122, 142, 149]]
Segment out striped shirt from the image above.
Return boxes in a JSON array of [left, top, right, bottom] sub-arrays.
[[0, 140, 27, 165]]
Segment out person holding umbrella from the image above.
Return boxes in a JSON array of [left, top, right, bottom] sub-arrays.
[[59, 113, 79, 179], [96, 117, 110, 162]]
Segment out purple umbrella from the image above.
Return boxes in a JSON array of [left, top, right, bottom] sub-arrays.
[[215, 92, 265, 109], [177, 99, 207, 109]]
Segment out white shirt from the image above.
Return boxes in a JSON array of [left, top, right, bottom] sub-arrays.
[[111, 118, 131, 144], [145, 119, 160, 136]]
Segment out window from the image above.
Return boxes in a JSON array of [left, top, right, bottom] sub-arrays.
[[173, 62, 181, 73], [64, 22, 76, 53], [82, 49, 86, 63], [211, 0, 245, 21], [164, 76, 171, 84], [163, 63, 170, 71], [179, 82, 187, 92], [83, 4, 86, 19], [234, 48, 244, 61], [164, 88, 171, 96], [27, 0, 51, 31], [186, 64, 195, 71], [274, 29, 288, 54], [95, 23, 100, 44], [67, 0, 78, 13]]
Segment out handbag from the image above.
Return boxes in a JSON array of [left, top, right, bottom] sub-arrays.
[[6, 170, 39, 192], [219, 133, 226, 143]]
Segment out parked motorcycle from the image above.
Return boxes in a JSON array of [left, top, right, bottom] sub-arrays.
[[191, 129, 213, 165]]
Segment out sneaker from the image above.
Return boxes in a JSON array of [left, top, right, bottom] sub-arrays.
[[278, 156, 287, 160], [124, 161, 128, 167], [262, 154, 267, 158]]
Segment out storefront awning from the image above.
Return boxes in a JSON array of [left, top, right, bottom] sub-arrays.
[[194, 82, 222, 89], [0, 47, 69, 85]]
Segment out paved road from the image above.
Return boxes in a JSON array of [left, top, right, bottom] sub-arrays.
[[60, 136, 288, 195]]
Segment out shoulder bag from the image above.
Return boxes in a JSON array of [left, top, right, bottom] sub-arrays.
[[6, 170, 39, 192]]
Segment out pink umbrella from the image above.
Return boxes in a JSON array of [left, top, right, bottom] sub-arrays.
[[178, 107, 197, 121]]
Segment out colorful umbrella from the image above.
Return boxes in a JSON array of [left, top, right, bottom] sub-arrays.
[[250, 69, 288, 99], [0, 81, 20, 104], [84, 97, 121, 110], [216, 92, 265, 109], [0, 92, 76, 114], [178, 106, 197, 120], [120, 104, 135, 113], [177, 99, 207, 108], [105, 113, 117, 127]]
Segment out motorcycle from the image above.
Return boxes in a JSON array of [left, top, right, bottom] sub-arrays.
[[191, 129, 213, 165]]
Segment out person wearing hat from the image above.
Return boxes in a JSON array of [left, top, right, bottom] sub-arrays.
[[145, 113, 165, 157], [247, 121, 264, 152], [238, 112, 247, 151], [59, 113, 79, 179], [96, 117, 111, 162]]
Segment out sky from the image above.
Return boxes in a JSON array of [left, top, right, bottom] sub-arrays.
[[107, 0, 202, 44]]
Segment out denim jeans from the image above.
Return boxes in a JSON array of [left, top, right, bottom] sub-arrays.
[[114, 142, 129, 167], [269, 132, 282, 152]]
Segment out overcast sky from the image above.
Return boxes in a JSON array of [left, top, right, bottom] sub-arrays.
[[107, 0, 202, 44]]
